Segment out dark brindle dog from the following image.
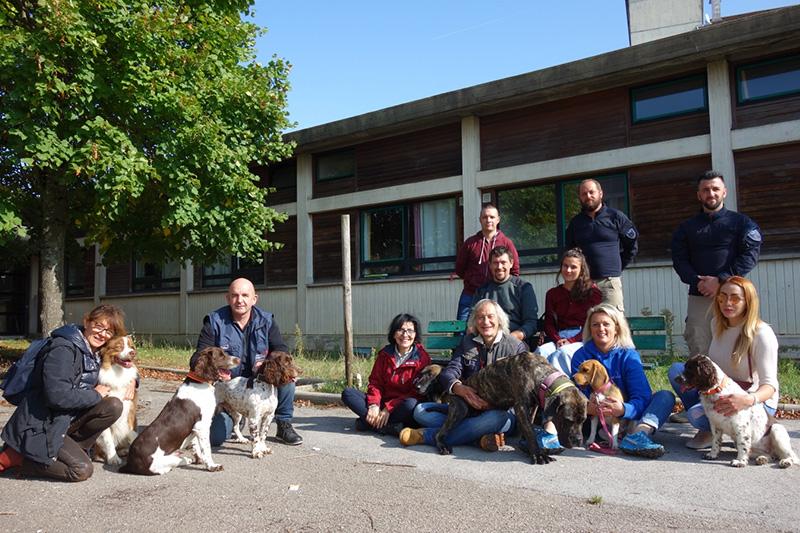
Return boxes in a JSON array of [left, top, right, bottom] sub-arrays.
[[413, 364, 446, 403], [435, 352, 587, 464]]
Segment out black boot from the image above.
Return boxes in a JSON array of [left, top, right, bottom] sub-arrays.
[[276, 420, 303, 446]]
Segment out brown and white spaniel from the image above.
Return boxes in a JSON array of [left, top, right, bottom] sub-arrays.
[[95, 335, 139, 465], [120, 347, 239, 475], [215, 351, 301, 458]]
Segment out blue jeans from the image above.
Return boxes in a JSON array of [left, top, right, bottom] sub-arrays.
[[340, 387, 418, 427], [456, 291, 473, 321], [668, 362, 775, 432], [210, 381, 296, 447], [637, 390, 675, 431], [413, 402, 516, 448], [535, 327, 582, 375]]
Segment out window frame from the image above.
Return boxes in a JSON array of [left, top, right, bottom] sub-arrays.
[[630, 74, 708, 124], [314, 148, 356, 182], [359, 198, 458, 278], [202, 256, 265, 288], [497, 173, 630, 268], [132, 259, 181, 292], [736, 53, 800, 105]]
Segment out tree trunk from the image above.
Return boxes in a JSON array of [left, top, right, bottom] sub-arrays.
[[39, 176, 68, 336]]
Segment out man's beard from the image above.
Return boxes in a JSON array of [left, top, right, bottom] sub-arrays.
[[581, 199, 600, 212], [703, 198, 723, 211]]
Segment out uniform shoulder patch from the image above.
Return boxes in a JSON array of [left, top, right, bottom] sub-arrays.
[[625, 227, 637, 240], [746, 228, 762, 242]]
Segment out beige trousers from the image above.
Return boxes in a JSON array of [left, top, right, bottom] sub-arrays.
[[684, 294, 714, 357], [594, 276, 624, 312]]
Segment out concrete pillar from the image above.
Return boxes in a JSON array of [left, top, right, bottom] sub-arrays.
[[179, 259, 193, 335], [93, 243, 106, 305], [707, 59, 737, 210], [295, 153, 314, 334], [461, 116, 482, 237]]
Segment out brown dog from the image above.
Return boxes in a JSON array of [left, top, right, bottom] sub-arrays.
[[413, 364, 445, 403], [435, 352, 587, 464], [95, 335, 139, 465], [573, 359, 625, 450]]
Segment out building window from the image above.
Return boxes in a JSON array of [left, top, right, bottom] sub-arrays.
[[737, 54, 800, 104], [630, 74, 707, 123], [133, 260, 181, 292], [64, 240, 93, 297], [497, 174, 628, 267], [360, 197, 457, 277], [315, 149, 355, 182], [202, 256, 265, 288]]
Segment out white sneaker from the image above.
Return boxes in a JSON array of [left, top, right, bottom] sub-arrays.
[[686, 431, 712, 449]]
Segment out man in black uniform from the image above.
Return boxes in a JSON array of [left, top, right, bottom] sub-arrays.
[[565, 178, 638, 311], [671, 170, 762, 357]]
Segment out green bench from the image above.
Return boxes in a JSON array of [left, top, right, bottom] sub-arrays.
[[628, 316, 668, 370], [425, 320, 466, 365], [424, 316, 667, 370]]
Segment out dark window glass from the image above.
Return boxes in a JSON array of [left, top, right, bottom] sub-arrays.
[[202, 256, 264, 288], [133, 260, 181, 292], [737, 54, 800, 104], [316, 149, 355, 182], [498, 174, 628, 267], [631, 75, 707, 123], [360, 198, 457, 278]]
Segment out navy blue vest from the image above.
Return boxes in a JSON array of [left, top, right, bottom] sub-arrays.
[[206, 306, 274, 378]]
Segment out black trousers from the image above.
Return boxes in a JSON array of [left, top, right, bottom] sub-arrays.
[[23, 396, 122, 482]]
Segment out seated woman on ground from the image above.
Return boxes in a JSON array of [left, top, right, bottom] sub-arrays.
[[0, 304, 131, 481], [535, 248, 601, 374], [400, 299, 563, 453], [668, 276, 780, 450], [571, 303, 675, 458], [341, 313, 431, 436]]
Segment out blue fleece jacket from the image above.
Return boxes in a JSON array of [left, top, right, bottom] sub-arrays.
[[570, 340, 652, 421]]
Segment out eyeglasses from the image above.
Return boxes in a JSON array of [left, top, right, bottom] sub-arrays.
[[396, 328, 416, 337], [716, 294, 744, 305], [90, 322, 115, 338]]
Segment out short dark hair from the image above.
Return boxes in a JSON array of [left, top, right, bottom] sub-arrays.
[[697, 170, 724, 186], [489, 245, 511, 261], [387, 313, 422, 346]]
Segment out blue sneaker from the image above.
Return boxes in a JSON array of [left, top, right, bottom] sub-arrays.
[[619, 431, 665, 459], [535, 427, 564, 455]]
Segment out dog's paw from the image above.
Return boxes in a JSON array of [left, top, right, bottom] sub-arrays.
[[533, 453, 554, 465], [703, 452, 718, 460], [729, 459, 747, 468], [106, 455, 123, 466], [207, 463, 224, 472], [437, 446, 452, 456], [755, 455, 769, 466], [778, 458, 794, 468]]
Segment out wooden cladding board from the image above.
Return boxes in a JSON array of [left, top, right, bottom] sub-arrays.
[[250, 160, 297, 206], [734, 93, 800, 129], [266, 215, 297, 285], [628, 111, 709, 146], [480, 88, 629, 171], [313, 123, 461, 199], [736, 143, 800, 253], [312, 210, 359, 282], [628, 156, 712, 260]]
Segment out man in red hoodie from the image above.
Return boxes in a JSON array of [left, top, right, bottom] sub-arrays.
[[453, 203, 520, 320]]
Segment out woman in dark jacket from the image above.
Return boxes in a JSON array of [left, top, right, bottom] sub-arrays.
[[0, 304, 128, 481], [341, 313, 431, 436]]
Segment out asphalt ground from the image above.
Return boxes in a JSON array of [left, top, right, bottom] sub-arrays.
[[1, 378, 799, 533]]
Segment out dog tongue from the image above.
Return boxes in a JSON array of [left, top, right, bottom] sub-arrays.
[[218, 368, 232, 381]]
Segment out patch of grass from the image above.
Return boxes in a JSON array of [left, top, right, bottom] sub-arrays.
[[587, 495, 603, 505]]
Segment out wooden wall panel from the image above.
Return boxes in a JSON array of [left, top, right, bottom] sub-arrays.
[[312, 210, 358, 282], [356, 124, 462, 190], [628, 156, 712, 261], [736, 144, 800, 254], [266, 216, 297, 285], [480, 88, 629, 170], [733, 94, 800, 129], [629, 112, 709, 146], [251, 159, 297, 206], [105, 262, 131, 295]]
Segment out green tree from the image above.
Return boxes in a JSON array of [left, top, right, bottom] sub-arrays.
[[0, 0, 293, 334]]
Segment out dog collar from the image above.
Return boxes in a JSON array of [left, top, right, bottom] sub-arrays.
[[538, 371, 575, 408], [701, 376, 728, 396], [186, 371, 214, 384]]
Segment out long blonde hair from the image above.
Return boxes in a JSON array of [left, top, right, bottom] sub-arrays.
[[713, 276, 762, 366], [581, 303, 635, 350]]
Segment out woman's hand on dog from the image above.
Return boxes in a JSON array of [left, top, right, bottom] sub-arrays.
[[586, 397, 624, 418], [713, 393, 751, 416], [124, 380, 136, 401], [453, 383, 490, 410]]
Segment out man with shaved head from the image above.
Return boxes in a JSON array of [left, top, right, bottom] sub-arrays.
[[191, 277, 302, 446]]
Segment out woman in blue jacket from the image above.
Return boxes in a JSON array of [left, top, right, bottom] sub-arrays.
[[0, 305, 128, 481], [571, 303, 674, 458]]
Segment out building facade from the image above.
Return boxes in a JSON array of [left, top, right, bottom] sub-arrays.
[[8, 5, 800, 353]]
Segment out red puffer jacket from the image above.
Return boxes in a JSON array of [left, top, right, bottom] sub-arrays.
[[365, 344, 431, 412]]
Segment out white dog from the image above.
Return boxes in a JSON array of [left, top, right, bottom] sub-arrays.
[[679, 355, 798, 468]]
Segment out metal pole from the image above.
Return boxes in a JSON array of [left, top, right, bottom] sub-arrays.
[[341, 215, 354, 387]]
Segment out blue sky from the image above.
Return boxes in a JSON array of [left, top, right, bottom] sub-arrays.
[[251, 0, 798, 131]]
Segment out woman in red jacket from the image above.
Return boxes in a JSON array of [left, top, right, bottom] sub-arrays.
[[536, 248, 601, 374], [341, 313, 431, 436]]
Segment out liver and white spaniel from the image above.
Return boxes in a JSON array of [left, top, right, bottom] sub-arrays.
[[120, 347, 239, 475], [215, 351, 301, 458]]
